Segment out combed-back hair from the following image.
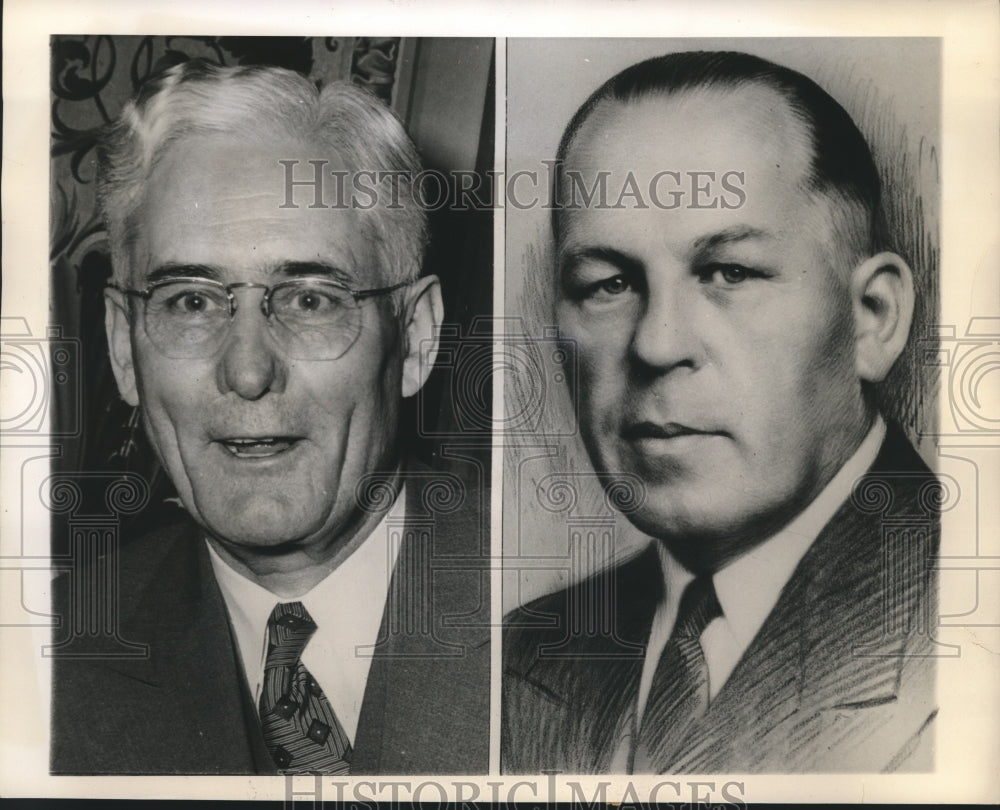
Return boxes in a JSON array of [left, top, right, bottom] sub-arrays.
[[97, 58, 427, 287], [553, 51, 887, 265]]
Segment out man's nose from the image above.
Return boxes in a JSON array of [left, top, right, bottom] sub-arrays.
[[216, 303, 287, 400], [628, 279, 701, 373]]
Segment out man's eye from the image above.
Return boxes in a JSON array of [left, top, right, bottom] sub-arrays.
[[293, 291, 326, 311], [277, 285, 350, 318], [697, 264, 758, 285], [164, 288, 224, 314], [179, 293, 210, 312], [598, 276, 630, 295], [580, 274, 633, 300]]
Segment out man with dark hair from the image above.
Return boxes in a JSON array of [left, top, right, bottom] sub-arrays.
[[553, 51, 887, 265], [503, 51, 938, 774]]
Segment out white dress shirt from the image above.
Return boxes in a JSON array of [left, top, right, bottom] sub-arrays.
[[635, 418, 886, 724], [207, 487, 405, 745]]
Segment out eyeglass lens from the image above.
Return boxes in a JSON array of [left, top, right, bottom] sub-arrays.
[[141, 279, 365, 360]]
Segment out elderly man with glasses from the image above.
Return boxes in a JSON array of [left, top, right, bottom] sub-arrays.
[[51, 60, 488, 776]]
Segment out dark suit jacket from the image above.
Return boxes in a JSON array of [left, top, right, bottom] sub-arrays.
[[52, 469, 489, 774], [503, 424, 940, 773]]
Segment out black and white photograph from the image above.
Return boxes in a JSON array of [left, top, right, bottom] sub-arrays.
[[0, 0, 998, 805], [44, 34, 494, 776], [501, 36, 976, 776]]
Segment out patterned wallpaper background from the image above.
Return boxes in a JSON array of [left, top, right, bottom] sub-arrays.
[[48, 35, 473, 545]]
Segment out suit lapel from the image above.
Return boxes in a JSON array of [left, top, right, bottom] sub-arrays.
[[513, 544, 661, 773], [665, 425, 931, 773], [352, 464, 490, 774], [504, 424, 935, 775], [107, 521, 265, 773], [583, 546, 662, 772]]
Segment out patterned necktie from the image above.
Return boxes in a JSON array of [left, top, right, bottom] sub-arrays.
[[259, 602, 352, 774], [630, 576, 723, 773]]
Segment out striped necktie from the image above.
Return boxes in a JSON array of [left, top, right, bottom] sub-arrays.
[[630, 576, 723, 773], [259, 602, 352, 774]]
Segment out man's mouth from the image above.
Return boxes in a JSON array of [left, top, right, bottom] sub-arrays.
[[621, 421, 713, 441], [217, 437, 301, 458]]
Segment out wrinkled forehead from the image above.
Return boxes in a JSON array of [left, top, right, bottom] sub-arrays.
[[150, 132, 355, 213], [129, 133, 379, 286]]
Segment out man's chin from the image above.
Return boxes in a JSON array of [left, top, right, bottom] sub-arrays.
[[625, 491, 802, 572], [191, 497, 329, 552], [625, 503, 713, 544], [624, 505, 741, 573], [203, 523, 314, 553], [621, 490, 747, 545]]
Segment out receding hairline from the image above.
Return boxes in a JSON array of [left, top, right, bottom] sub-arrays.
[[553, 73, 877, 271], [98, 61, 429, 297], [129, 134, 380, 280], [562, 83, 814, 179]]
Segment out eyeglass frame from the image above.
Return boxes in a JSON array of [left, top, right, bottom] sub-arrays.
[[106, 276, 412, 319], [105, 275, 413, 358]]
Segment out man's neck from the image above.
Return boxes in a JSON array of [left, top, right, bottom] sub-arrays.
[[666, 414, 881, 575], [205, 468, 405, 598]]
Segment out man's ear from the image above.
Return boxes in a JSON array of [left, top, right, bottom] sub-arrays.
[[850, 251, 915, 383], [104, 289, 140, 406], [400, 274, 443, 398]]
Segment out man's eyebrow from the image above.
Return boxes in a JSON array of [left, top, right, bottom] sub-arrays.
[[692, 226, 773, 253], [275, 261, 354, 284], [146, 263, 224, 283], [559, 246, 644, 277], [145, 261, 355, 285]]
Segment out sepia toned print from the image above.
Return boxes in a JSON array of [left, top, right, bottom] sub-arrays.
[[47, 36, 494, 775], [0, 6, 997, 802]]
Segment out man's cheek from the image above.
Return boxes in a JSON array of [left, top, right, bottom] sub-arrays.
[[139, 390, 209, 477], [577, 343, 613, 381], [577, 385, 613, 448], [145, 387, 199, 431]]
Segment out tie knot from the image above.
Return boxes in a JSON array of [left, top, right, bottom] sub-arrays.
[[673, 576, 722, 639], [266, 602, 318, 663]]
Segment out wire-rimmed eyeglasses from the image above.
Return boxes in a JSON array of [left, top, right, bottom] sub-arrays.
[[107, 276, 410, 360]]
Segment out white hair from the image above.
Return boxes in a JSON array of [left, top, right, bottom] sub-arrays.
[[97, 59, 428, 289]]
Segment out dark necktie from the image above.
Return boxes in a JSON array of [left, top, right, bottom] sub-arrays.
[[259, 602, 352, 774], [630, 576, 723, 773]]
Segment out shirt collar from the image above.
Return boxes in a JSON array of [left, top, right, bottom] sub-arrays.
[[658, 416, 886, 647], [207, 485, 405, 742]]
